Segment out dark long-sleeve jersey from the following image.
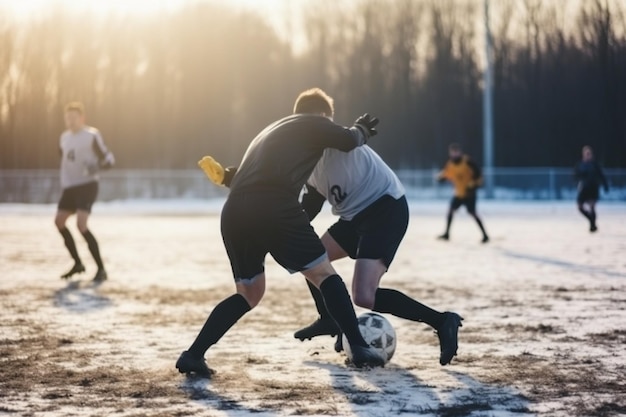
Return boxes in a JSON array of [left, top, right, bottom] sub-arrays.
[[229, 114, 367, 197], [575, 160, 608, 191]]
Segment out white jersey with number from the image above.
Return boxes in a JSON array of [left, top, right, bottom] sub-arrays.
[[307, 145, 405, 221], [59, 126, 110, 189]]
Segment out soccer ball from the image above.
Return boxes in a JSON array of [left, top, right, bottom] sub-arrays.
[[343, 312, 396, 364]]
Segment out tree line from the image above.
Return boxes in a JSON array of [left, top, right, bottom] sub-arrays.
[[0, 0, 624, 170]]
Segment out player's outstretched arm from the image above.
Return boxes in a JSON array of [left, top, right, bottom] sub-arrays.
[[198, 156, 238, 187], [316, 114, 380, 152]]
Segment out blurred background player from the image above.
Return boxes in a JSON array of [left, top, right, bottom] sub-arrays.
[[55, 102, 115, 282], [294, 144, 464, 366], [575, 145, 609, 232], [437, 143, 489, 243], [176, 88, 384, 377]]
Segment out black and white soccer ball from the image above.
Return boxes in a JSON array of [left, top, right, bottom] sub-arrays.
[[343, 312, 396, 363]]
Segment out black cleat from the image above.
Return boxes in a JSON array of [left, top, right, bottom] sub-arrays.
[[93, 269, 108, 282], [590, 224, 598, 233], [438, 233, 450, 241], [294, 318, 339, 341], [176, 351, 215, 378], [61, 263, 85, 279], [349, 345, 385, 368], [482, 235, 490, 243], [437, 312, 463, 366], [334, 333, 343, 352]]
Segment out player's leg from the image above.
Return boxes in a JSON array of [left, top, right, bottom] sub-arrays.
[[295, 222, 355, 341], [76, 210, 106, 281], [466, 195, 489, 243], [302, 261, 383, 367], [588, 200, 598, 232], [56, 187, 85, 278], [177, 197, 261, 377], [577, 190, 593, 228], [439, 197, 461, 240], [352, 195, 463, 365], [75, 182, 106, 281]]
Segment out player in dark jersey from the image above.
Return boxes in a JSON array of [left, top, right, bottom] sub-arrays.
[[55, 102, 115, 282], [575, 146, 609, 232], [176, 88, 385, 377], [437, 143, 489, 243]]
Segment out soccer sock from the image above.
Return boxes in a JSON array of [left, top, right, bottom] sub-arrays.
[[306, 279, 332, 321], [589, 208, 597, 227], [320, 275, 368, 348], [373, 288, 445, 329], [473, 215, 488, 238], [578, 206, 592, 221], [59, 228, 81, 264], [81, 230, 104, 270], [444, 212, 453, 235], [188, 294, 251, 358]]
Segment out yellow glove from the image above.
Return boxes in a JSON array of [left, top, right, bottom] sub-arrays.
[[198, 156, 225, 186]]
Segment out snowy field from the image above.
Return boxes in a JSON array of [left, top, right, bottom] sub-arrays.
[[1, 200, 625, 417]]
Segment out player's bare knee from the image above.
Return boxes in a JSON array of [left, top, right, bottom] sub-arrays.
[[236, 276, 265, 308], [353, 291, 375, 309]]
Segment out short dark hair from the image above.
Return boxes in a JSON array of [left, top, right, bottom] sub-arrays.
[[64, 101, 85, 115], [293, 88, 334, 116], [449, 143, 462, 152]]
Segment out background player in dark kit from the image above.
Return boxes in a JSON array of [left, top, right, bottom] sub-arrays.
[[437, 143, 489, 243], [575, 146, 609, 232], [176, 88, 385, 377], [55, 102, 115, 282], [293, 143, 463, 366]]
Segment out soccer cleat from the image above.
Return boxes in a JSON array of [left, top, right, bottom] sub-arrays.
[[349, 345, 385, 368], [294, 318, 339, 341], [334, 333, 343, 352], [61, 263, 85, 279], [590, 224, 598, 233], [176, 351, 215, 378], [437, 312, 463, 366], [482, 235, 490, 243], [93, 269, 108, 282], [437, 233, 450, 241]]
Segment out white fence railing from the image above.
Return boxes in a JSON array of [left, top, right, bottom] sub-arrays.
[[0, 168, 625, 203]]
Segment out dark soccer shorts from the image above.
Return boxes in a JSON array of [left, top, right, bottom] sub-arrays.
[[327, 195, 409, 269], [450, 193, 477, 213], [57, 181, 99, 213], [221, 190, 328, 282], [577, 186, 599, 204]]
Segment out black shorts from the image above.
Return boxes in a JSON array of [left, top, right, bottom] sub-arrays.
[[577, 186, 599, 204], [58, 182, 99, 213], [450, 193, 477, 213], [327, 195, 408, 269], [221, 190, 327, 282]]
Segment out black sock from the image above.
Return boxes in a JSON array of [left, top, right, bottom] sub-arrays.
[[188, 294, 251, 358], [59, 228, 81, 264], [444, 212, 453, 235], [306, 279, 332, 321], [373, 288, 444, 329], [578, 207, 592, 221], [320, 275, 367, 348], [590, 209, 597, 227], [81, 230, 104, 270], [473, 215, 488, 238]]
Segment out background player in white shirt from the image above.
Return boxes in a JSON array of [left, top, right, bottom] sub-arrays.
[[55, 102, 114, 282]]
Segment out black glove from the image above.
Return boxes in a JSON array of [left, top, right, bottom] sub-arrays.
[[354, 113, 379, 141]]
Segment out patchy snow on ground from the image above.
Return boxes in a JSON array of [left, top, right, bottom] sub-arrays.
[[0, 200, 625, 417]]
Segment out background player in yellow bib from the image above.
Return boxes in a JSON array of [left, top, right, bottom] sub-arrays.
[[437, 143, 489, 243]]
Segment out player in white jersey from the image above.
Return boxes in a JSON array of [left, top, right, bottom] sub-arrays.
[[55, 102, 115, 282], [201, 144, 463, 366]]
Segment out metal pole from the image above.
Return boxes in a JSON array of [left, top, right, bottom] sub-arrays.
[[483, 0, 494, 198]]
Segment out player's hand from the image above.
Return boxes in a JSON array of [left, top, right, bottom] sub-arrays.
[[198, 155, 225, 186], [354, 113, 379, 140]]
